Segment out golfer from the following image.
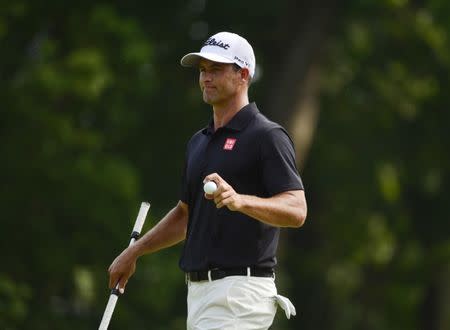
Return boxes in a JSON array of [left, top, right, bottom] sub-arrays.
[[108, 31, 307, 329]]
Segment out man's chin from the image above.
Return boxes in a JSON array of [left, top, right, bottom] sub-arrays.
[[202, 95, 215, 105]]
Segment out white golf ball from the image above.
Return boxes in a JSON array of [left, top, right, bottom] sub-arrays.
[[203, 181, 217, 194]]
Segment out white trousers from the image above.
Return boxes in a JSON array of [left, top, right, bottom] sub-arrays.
[[186, 275, 296, 330]]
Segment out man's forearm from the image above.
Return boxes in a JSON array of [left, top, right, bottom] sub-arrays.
[[204, 173, 307, 228], [131, 201, 188, 258], [238, 190, 307, 228], [108, 201, 188, 291]]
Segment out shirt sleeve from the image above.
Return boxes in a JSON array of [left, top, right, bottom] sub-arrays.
[[260, 127, 304, 196]]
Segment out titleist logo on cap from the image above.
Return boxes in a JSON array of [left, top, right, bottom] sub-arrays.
[[203, 38, 230, 50]]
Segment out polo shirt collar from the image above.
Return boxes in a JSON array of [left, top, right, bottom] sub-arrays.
[[202, 102, 260, 135]]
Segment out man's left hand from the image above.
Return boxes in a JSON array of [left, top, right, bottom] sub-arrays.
[[203, 173, 244, 211]]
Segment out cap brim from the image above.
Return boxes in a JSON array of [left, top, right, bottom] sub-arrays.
[[180, 52, 235, 67]]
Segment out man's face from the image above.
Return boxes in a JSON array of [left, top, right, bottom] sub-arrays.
[[198, 59, 242, 106]]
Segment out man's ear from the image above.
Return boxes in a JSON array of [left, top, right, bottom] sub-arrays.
[[240, 68, 250, 83]]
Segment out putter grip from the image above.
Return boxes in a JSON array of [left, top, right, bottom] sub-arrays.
[[98, 202, 150, 330], [132, 202, 150, 235], [98, 294, 118, 330]]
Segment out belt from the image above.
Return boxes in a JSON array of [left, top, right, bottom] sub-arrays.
[[186, 267, 274, 282]]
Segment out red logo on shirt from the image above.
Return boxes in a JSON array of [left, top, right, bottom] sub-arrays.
[[223, 138, 237, 150]]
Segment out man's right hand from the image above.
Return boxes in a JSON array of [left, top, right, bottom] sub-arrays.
[[108, 246, 138, 294]]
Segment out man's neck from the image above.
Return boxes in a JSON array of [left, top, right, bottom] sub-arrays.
[[212, 95, 249, 131]]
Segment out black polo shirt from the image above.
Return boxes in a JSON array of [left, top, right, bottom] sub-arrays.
[[179, 102, 304, 272]]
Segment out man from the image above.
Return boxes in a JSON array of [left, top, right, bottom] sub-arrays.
[[108, 31, 307, 329]]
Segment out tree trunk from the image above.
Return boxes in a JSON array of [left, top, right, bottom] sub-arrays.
[[264, 0, 338, 167]]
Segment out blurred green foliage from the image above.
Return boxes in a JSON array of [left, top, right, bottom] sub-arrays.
[[0, 0, 449, 329]]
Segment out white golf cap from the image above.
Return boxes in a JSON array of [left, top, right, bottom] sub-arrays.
[[180, 31, 256, 77]]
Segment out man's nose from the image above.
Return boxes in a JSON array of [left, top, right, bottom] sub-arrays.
[[201, 71, 212, 82]]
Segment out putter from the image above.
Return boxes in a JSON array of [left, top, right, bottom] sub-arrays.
[[98, 202, 151, 330]]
